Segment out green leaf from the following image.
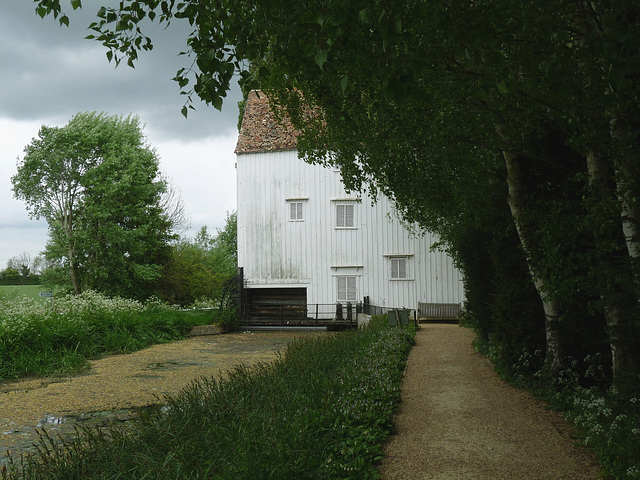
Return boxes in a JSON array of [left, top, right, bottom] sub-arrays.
[[59, 15, 69, 27], [314, 49, 328, 69], [359, 8, 372, 23], [340, 75, 348, 92], [116, 19, 130, 32]]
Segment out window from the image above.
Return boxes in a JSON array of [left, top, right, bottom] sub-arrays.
[[337, 276, 357, 302], [289, 201, 303, 221], [390, 257, 408, 279], [336, 203, 355, 228]]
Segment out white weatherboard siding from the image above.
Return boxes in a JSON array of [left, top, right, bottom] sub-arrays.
[[237, 149, 464, 311]]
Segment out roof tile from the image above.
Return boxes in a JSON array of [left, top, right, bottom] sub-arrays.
[[234, 90, 299, 154]]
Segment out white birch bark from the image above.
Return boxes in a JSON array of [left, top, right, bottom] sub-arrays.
[[585, 148, 627, 383], [502, 148, 563, 374]]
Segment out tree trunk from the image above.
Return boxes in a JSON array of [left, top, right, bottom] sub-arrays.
[[68, 247, 81, 295], [608, 114, 640, 384], [502, 148, 564, 375], [61, 213, 81, 295], [585, 148, 631, 385], [611, 116, 640, 275]]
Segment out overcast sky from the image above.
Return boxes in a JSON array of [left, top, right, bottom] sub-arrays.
[[0, 1, 242, 269]]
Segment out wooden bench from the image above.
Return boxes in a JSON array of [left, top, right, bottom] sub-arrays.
[[417, 303, 462, 323]]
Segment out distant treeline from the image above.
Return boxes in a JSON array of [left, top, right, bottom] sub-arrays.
[[0, 271, 40, 286]]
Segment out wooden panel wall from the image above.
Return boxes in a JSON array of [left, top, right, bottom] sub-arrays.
[[237, 150, 465, 309]]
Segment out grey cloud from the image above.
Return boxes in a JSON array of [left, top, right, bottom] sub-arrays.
[[1, 1, 241, 141]]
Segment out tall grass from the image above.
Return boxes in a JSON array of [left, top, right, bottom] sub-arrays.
[[0, 290, 214, 380], [2, 317, 416, 480]]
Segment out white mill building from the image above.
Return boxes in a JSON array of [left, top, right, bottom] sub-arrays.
[[235, 91, 464, 326]]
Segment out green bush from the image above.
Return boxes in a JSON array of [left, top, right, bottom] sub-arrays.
[[0, 291, 214, 380]]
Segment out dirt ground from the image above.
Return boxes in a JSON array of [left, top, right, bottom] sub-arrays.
[[0, 330, 320, 464], [379, 324, 603, 479]]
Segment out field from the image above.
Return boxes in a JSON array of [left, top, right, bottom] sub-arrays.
[[0, 285, 54, 301]]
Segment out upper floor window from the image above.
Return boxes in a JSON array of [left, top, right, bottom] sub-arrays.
[[390, 256, 408, 279], [289, 201, 304, 221], [286, 198, 307, 222], [336, 203, 355, 228]]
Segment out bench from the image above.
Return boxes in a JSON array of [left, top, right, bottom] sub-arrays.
[[417, 303, 462, 323]]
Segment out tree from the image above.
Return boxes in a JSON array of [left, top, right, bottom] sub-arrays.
[[208, 212, 237, 275], [154, 213, 237, 306], [0, 253, 44, 285], [33, 1, 640, 386], [13, 111, 176, 299], [7, 252, 34, 277]]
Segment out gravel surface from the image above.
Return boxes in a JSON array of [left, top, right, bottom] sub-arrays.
[[379, 324, 603, 479]]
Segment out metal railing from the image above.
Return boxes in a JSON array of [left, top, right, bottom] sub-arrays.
[[242, 302, 361, 326]]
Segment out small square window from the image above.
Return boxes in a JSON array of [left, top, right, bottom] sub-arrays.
[[390, 257, 408, 279], [336, 203, 355, 228], [288, 201, 304, 221]]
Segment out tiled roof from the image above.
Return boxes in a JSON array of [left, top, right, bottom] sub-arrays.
[[234, 90, 299, 154]]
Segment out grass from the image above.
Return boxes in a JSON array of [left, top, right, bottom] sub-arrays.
[[2, 317, 416, 480], [0, 285, 52, 301], [0, 290, 215, 381]]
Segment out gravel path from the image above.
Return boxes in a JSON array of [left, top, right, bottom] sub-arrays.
[[379, 324, 602, 479]]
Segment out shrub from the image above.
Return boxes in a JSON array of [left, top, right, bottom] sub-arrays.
[[0, 290, 213, 380]]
